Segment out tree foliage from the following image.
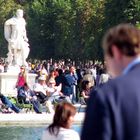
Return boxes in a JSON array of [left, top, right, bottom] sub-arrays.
[[0, 0, 140, 61]]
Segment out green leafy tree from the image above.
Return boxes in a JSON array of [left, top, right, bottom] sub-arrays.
[[104, 0, 140, 29], [1, 0, 140, 62]]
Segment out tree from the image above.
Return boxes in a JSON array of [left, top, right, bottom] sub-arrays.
[[104, 0, 140, 29], [1, 0, 140, 62]]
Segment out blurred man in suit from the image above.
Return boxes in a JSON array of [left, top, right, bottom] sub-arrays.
[[81, 23, 140, 140]]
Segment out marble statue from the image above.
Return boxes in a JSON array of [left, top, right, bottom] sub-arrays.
[[4, 9, 30, 67]]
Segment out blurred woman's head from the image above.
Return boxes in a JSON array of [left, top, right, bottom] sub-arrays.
[[81, 80, 91, 90], [53, 102, 76, 128], [48, 102, 76, 136]]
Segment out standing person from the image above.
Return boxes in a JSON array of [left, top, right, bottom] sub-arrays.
[[41, 102, 80, 140], [70, 66, 78, 104], [63, 70, 75, 103], [16, 65, 27, 91], [55, 69, 72, 103], [4, 9, 29, 66], [55, 69, 65, 93], [46, 69, 57, 88], [40, 63, 48, 79], [81, 23, 140, 140]]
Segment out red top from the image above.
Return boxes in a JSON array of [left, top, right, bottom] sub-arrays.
[[16, 74, 26, 87]]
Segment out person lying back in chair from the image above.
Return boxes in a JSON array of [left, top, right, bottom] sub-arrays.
[[34, 75, 67, 113], [0, 93, 20, 113], [17, 83, 41, 113]]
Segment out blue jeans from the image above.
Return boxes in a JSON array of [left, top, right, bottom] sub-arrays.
[[72, 85, 77, 104], [30, 98, 41, 113], [18, 92, 41, 113], [1, 95, 20, 113]]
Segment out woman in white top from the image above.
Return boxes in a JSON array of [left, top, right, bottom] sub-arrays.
[[41, 102, 80, 140]]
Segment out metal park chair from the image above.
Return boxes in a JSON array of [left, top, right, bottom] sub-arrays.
[[8, 96, 34, 113]]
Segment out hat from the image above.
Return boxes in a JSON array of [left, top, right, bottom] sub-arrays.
[[38, 75, 46, 81]]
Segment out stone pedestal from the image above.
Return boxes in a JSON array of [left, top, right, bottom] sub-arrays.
[[0, 73, 37, 96]]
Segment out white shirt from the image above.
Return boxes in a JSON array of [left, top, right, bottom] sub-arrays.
[[33, 83, 55, 95], [41, 127, 80, 140]]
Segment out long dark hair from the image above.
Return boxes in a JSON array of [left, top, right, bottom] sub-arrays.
[[48, 102, 76, 136], [81, 80, 90, 91]]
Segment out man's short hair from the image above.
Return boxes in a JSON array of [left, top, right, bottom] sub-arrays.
[[102, 23, 140, 57]]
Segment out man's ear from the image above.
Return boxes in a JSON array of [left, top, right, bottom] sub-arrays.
[[112, 45, 122, 61]]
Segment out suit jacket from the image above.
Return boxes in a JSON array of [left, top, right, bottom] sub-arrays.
[[81, 63, 140, 140], [63, 74, 75, 96]]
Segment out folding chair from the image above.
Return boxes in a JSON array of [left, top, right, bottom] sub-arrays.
[[17, 98, 34, 113], [8, 96, 33, 113]]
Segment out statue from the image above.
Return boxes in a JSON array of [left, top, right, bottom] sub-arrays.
[[4, 9, 30, 67]]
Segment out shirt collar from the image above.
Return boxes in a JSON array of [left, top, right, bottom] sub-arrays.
[[123, 57, 140, 75]]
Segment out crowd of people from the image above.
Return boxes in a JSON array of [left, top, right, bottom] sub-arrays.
[[0, 58, 110, 114]]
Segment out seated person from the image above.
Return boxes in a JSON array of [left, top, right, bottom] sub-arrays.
[[34, 75, 63, 101], [46, 71, 70, 104], [80, 80, 92, 104], [34, 75, 64, 113], [0, 93, 20, 113], [33, 75, 55, 103], [17, 83, 41, 113]]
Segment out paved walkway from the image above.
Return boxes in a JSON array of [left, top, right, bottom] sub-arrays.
[[0, 112, 85, 126]]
